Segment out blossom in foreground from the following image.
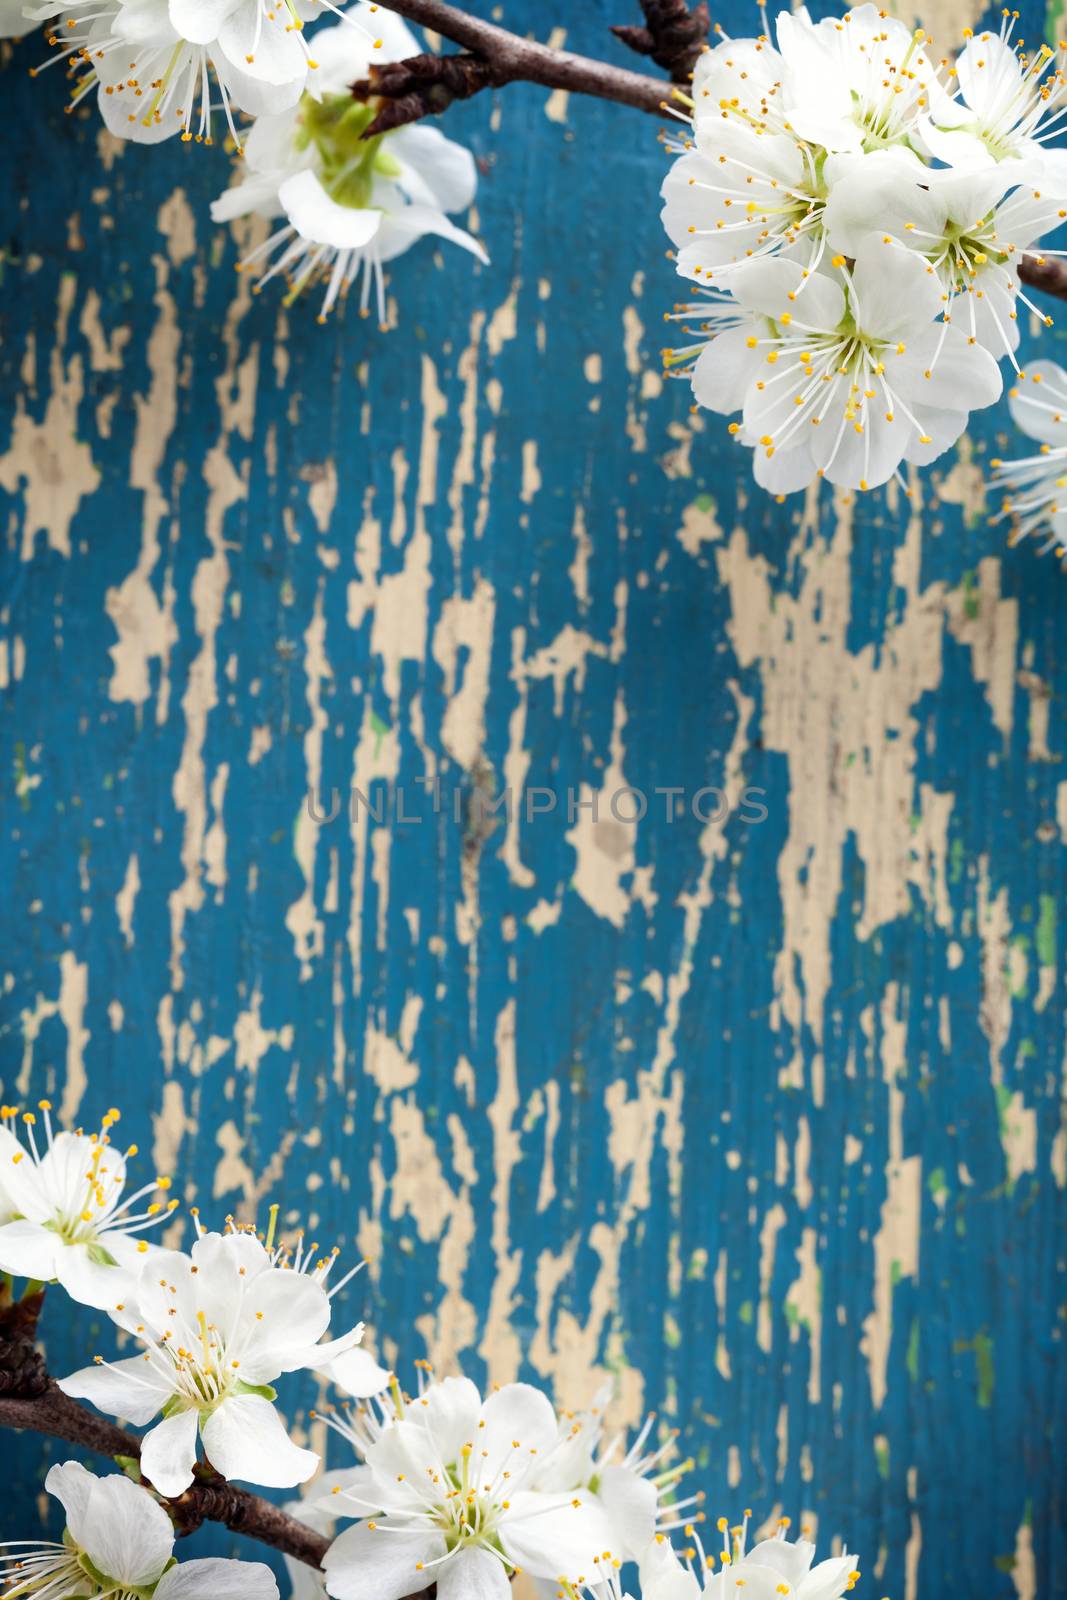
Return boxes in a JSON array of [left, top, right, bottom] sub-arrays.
[[30, 0, 380, 148], [210, 12, 486, 323], [638, 1515, 862, 1600], [662, 34, 835, 286], [321, 1375, 618, 1600], [921, 14, 1067, 185], [991, 359, 1067, 559], [668, 247, 1002, 493], [823, 156, 1063, 359], [0, 1103, 176, 1311], [58, 1225, 365, 1496], [772, 4, 952, 156], [0, 1460, 279, 1600], [0, 0, 37, 35]]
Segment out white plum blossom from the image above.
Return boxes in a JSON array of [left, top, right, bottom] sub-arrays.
[[824, 156, 1065, 358], [0, 1461, 279, 1600], [320, 1374, 619, 1600], [638, 1516, 862, 1600], [921, 14, 1067, 186], [211, 9, 486, 322], [0, 1103, 176, 1312], [667, 246, 1002, 493], [58, 1224, 366, 1498], [28, 0, 380, 147], [662, 34, 835, 287], [991, 358, 1067, 558], [771, 4, 951, 156], [657, 2, 1067, 505]]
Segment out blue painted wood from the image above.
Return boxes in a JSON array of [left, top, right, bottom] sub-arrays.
[[1, 3, 1065, 1596]]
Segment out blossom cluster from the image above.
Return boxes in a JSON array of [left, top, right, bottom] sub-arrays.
[[660, 6, 1067, 500], [0, 1101, 867, 1600], [8, 0, 485, 322]]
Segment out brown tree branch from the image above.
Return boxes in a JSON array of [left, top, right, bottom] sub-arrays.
[[355, 0, 676, 135], [359, 0, 1067, 304]]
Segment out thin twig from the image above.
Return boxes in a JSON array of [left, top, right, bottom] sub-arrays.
[[361, 0, 1067, 303]]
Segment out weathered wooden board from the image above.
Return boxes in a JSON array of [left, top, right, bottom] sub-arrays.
[[0, 1, 1064, 1594]]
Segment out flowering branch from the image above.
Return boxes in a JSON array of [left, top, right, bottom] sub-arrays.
[[0, 1287, 329, 1568], [357, 0, 1067, 306], [0, 1381, 332, 1567]]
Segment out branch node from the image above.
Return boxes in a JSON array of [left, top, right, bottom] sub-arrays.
[[612, 0, 711, 83], [352, 51, 508, 136]]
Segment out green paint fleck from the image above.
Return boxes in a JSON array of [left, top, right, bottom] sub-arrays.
[[906, 1317, 920, 1381], [738, 1299, 753, 1325], [370, 710, 389, 756], [961, 570, 980, 620], [953, 1331, 994, 1407], [1036, 894, 1057, 968], [874, 1438, 889, 1479]]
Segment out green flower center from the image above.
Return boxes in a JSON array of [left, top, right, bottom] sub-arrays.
[[295, 95, 403, 210]]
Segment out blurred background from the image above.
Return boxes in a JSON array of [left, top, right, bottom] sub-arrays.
[[0, 0, 1064, 1594]]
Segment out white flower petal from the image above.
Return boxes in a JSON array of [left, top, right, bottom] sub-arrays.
[[746, 1539, 817, 1587], [81, 1474, 174, 1587], [201, 1394, 319, 1489], [691, 328, 764, 417], [374, 204, 487, 265], [0, 0, 37, 37], [140, 1408, 202, 1498], [850, 246, 942, 341], [499, 1489, 618, 1581], [753, 440, 816, 496], [1008, 361, 1067, 445], [168, 0, 238, 43], [323, 1521, 444, 1600], [240, 1269, 331, 1371], [435, 1547, 510, 1600], [44, 1462, 96, 1547], [155, 1558, 280, 1600], [389, 126, 478, 214], [0, 1219, 60, 1282], [597, 1465, 658, 1561], [217, 1, 306, 88], [317, 1343, 391, 1400], [480, 1383, 559, 1473], [409, 1375, 482, 1464], [54, 1243, 138, 1313], [278, 171, 383, 250], [638, 1537, 702, 1600], [798, 1554, 859, 1600], [891, 326, 1002, 411], [58, 1356, 173, 1428]]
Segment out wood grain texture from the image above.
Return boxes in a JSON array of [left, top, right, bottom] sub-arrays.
[[0, 2, 1064, 1596]]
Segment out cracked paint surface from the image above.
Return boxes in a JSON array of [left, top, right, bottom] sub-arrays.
[[1, 3, 1065, 1596]]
